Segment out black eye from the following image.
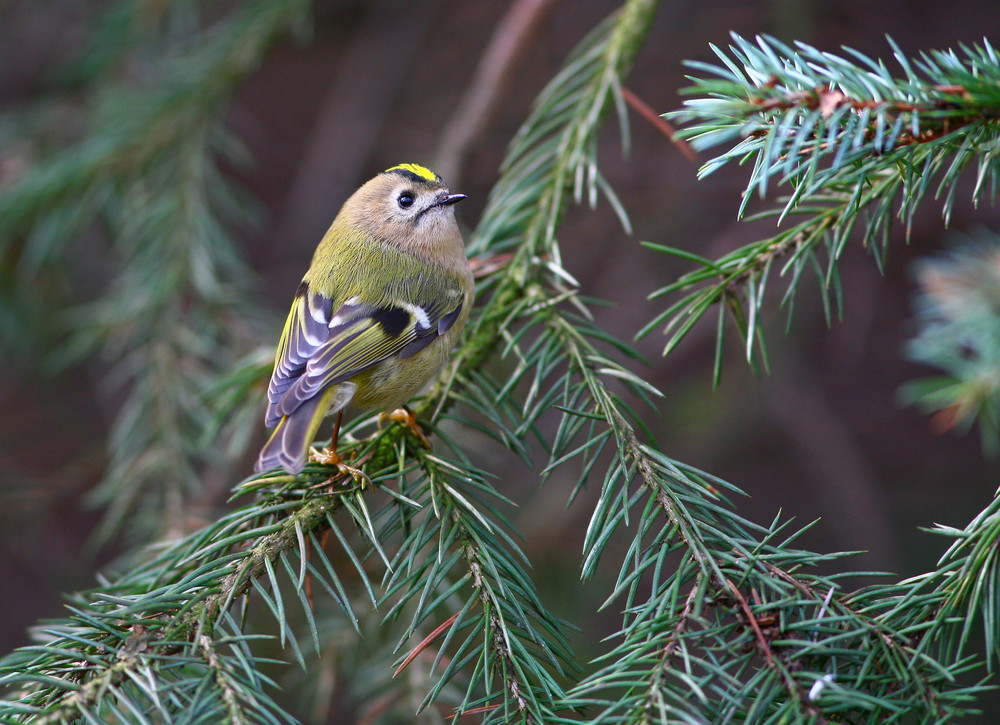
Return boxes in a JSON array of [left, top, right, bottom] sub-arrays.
[[397, 192, 414, 209]]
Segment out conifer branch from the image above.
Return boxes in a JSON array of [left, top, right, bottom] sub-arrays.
[[643, 34, 1000, 373], [1, 2, 662, 717], [4, 5, 1000, 724], [0, 0, 312, 542]]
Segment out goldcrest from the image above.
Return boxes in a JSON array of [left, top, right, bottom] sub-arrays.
[[256, 163, 473, 474]]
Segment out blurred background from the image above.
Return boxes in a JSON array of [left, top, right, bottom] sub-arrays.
[[1, 0, 998, 714]]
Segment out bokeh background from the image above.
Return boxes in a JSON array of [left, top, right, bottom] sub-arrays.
[[1, 0, 998, 716]]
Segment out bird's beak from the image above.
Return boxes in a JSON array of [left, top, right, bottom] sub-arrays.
[[439, 193, 466, 206], [420, 192, 467, 219]]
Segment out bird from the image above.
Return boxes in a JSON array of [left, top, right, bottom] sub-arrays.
[[255, 163, 473, 474]]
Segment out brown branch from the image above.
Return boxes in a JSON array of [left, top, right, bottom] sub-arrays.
[[747, 82, 992, 148], [726, 578, 779, 670], [622, 86, 697, 163], [435, 0, 561, 184], [394, 609, 463, 678], [270, 0, 437, 270], [726, 578, 822, 720], [644, 583, 700, 716], [460, 538, 535, 724], [450, 704, 501, 719], [758, 558, 945, 713]]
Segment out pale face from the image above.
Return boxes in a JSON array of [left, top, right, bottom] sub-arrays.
[[351, 173, 465, 249]]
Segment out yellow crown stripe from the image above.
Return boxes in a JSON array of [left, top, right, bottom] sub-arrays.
[[384, 163, 440, 183]]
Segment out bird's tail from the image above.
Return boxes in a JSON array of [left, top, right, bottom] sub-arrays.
[[255, 386, 340, 474]]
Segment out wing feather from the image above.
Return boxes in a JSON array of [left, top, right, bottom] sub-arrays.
[[264, 280, 465, 426], [265, 287, 334, 426]]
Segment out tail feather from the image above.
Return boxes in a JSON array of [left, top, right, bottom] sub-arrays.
[[256, 388, 335, 474], [255, 382, 357, 474]]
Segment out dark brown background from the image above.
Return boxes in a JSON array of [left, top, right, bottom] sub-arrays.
[[1, 0, 998, 715]]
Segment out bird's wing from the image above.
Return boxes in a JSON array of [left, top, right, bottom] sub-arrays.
[[265, 282, 464, 425], [265, 283, 333, 427]]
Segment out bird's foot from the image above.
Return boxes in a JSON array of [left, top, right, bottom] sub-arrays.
[[335, 462, 371, 487], [380, 407, 432, 449], [308, 447, 371, 488], [309, 446, 341, 466]]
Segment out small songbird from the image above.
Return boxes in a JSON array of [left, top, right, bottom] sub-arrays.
[[255, 163, 473, 474]]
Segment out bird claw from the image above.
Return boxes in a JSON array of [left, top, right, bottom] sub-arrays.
[[380, 407, 432, 449], [308, 447, 371, 488], [336, 462, 371, 487], [309, 446, 341, 465]]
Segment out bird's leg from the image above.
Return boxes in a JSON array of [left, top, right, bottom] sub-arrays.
[[309, 411, 344, 465], [331, 410, 343, 449], [309, 411, 370, 487], [380, 407, 432, 449]]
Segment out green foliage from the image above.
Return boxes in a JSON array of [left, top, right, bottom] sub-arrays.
[[899, 232, 1000, 456], [0, 0, 308, 541], [643, 34, 1000, 380], [3, 8, 1000, 725]]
